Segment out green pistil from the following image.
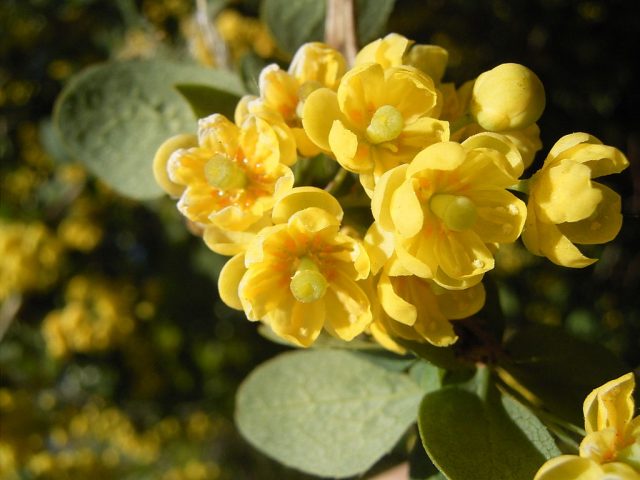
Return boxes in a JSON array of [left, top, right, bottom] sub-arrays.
[[290, 256, 328, 303], [366, 105, 404, 144], [430, 193, 478, 231], [204, 154, 247, 190]]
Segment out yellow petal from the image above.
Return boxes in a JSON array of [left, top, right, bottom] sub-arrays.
[[559, 184, 623, 245], [580, 429, 618, 464], [533, 455, 602, 480], [398, 116, 450, 150], [371, 164, 408, 232], [601, 462, 640, 479], [269, 298, 325, 347], [535, 159, 602, 224], [202, 223, 263, 256], [364, 222, 395, 275], [198, 114, 239, 155], [522, 205, 596, 268], [436, 282, 486, 319], [217, 254, 246, 310], [383, 66, 439, 120], [434, 230, 494, 280], [556, 142, 630, 179], [503, 123, 542, 169], [287, 207, 341, 236], [462, 132, 524, 179], [324, 273, 372, 341], [272, 186, 343, 224], [378, 273, 417, 326], [337, 63, 384, 130], [289, 42, 346, 89], [355, 33, 410, 68], [301, 88, 341, 151], [395, 234, 437, 279], [408, 142, 466, 177], [583, 372, 636, 435], [329, 120, 369, 173], [470, 189, 527, 243], [390, 179, 424, 238], [153, 133, 197, 197], [292, 127, 322, 157], [259, 64, 298, 121], [238, 263, 289, 320], [405, 44, 449, 83], [547, 132, 595, 160]]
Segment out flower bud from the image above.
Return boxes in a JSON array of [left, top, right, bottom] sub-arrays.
[[470, 63, 545, 131]]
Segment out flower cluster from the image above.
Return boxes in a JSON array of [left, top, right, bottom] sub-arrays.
[[534, 373, 640, 479], [155, 33, 629, 349]]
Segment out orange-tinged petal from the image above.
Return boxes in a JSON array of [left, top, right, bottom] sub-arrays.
[[302, 88, 341, 151], [239, 263, 289, 320], [436, 282, 486, 319], [337, 63, 384, 130], [218, 254, 246, 310]]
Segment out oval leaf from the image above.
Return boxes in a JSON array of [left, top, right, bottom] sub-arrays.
[[54, 60, 243, 199], [418, 385, 559, 480], [236, 349, 423, 478], [261, 0, 325, 55], [501, 324, 628, 425]]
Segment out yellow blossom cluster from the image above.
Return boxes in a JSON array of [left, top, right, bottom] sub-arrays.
[[41, 276, 135, 357], [535, 373, 640, 479], [155, 33, 629, 349], [0, 221, 63, 301], [0, 389, 224, 480]]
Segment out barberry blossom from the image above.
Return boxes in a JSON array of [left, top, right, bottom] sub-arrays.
[[522, 133, 629, 267], [218, 187, 371, 347], [236, 42, 346, 157], [371, 133, 526, 289], [164, 113, 295, 232], [302, 61, 449, 193], [534, 373, 640, 480]]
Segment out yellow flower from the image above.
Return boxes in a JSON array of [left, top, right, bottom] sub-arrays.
[[302, 62, 449, 193], [442, 79, 542, 169], [522, 133, 629, 267], [470, 63, 546, 131], [355, 33, 449, 84], [164, 113, 295, 232], [371, 266, 485, 348], [534, 373, 640, 480], [371, 133, 526, 289], [237, 42, 347, 157], [217, 187, 371, 347]]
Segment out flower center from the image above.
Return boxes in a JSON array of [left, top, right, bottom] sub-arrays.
[[366, 105, 404, 144], [429, 193, 477, 231], [204, 153, 247, 191], [289, 256, 328, 303]]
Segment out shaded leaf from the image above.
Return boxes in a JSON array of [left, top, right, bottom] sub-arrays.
[[418, 381, 559, 480], [174, 83, 241, 119], [500, 323, 628, 425], [54, 60, 243, 199], [356, 0, 397, 44], [261, 0, 325, 55], [236, 349, 423, 478]]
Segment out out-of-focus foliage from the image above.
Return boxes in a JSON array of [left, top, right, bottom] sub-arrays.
[[1, 0, 638, 479]]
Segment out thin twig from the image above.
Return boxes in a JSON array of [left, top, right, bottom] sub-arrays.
[[325, 0, 357, 65]]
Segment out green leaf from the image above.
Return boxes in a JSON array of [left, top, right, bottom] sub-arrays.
[[396, 338, 472, 372], [409, 361, 442, 393], [240, 52, 270, 95], [356, 0, 397, 44], [174, 83, 241, 119], [409, 438, 446, 480], [418, 382, 560, 480], [53, 60, 244, 199], [236, 349, 423, 478], [261, 0, 325, 55], [500, 324, 628, 425]]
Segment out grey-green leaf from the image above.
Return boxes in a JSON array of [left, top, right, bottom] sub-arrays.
[[261, 0, 325, 55], [501, 324, 628, 425], [174, 83, 241, 119], [356, 0, 397, 44], [236, 349, 423, 478], [53, 60, 244, 199], [418, 386, 559, 480]]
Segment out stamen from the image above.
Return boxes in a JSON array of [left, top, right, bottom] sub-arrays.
[[290, 256, 328, 303], [366, 105, 404, 144], [204, 153, 247, 190], [430, 193, 478, 231]]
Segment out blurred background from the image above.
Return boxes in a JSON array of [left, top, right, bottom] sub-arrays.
[[0, 0, 638, 478]]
